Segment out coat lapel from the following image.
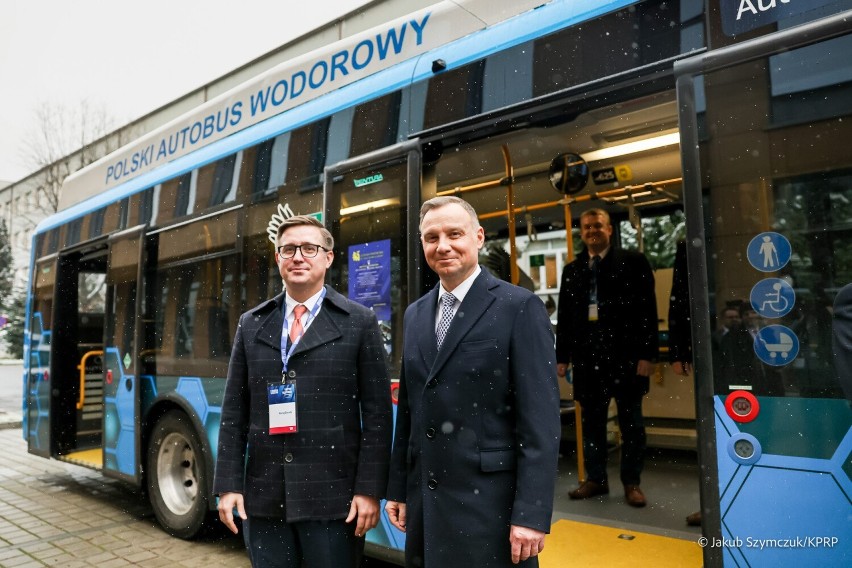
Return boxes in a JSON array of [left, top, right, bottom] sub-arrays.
[[415, 287, 440, 369], [427, 270, 496, 380], [291, 286, 344, 355], [254, 293, 285, 351], [253, 287, 345, 354]]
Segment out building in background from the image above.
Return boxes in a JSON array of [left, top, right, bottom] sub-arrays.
[[0, 0, 427, 285]]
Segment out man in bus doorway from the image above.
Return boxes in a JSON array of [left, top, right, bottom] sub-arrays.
[[556, 208, 658, 508], [213, 215, 392, 568], [385, 196, 561, 567]]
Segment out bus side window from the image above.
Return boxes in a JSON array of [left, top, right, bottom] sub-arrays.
[[153, 255, 238, 378]]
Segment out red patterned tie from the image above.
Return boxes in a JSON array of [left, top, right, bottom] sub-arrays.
[[290, 304, 308, 343]]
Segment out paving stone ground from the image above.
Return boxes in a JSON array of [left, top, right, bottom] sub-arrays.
[[0, 364, 392, 568], [0, 361, 251, 567], [0, 427, 251, 568]]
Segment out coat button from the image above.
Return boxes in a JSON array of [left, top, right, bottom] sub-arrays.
[[288, 370, 296, 379], [425, 427, 436, 439], [284, 453, 294, 463], [427, 478, 438, 490], [426, 378, 438, 388]]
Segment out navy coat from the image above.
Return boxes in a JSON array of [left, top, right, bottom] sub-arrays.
[[213, 286, 392, 520], [387, 268, 560, 568]]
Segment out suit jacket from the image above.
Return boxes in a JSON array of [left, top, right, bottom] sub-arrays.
[[213, 286, 392, 521], [668, 241, 692, 363], [386, 269, 560, 568], [556, 248, 658, 403]]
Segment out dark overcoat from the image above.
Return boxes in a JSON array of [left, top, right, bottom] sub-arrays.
[[386, 269, 561, 568], [832, 282, 852, 401], [213, 286, 392, 520], [555, 248, 659, 404]]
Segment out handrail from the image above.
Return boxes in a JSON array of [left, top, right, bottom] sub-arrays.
[[77, 350, 104, 410], [501, 144, 519, 286]]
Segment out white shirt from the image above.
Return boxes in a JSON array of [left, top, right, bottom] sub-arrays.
[[589, 246, 611, 267], [285, 287, 325, 337], [435, 265, 482, 333]]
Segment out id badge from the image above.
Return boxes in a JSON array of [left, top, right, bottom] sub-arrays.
[[268, 383, 298, 434], [588, 302, 599, 321]]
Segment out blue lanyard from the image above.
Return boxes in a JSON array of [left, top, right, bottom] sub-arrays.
[[281, 287, 326, 375]]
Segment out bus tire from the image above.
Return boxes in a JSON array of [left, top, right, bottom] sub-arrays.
[[147, 410, 211, 539]]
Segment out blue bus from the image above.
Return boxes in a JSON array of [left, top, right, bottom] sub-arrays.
[[23, 0, 852, 565]]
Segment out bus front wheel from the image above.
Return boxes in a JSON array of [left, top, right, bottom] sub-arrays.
[[147, 410, 211, 539]]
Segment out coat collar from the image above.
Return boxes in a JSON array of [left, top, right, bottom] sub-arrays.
[[417, 268, 498, 380], [253, 285, 346, 353]]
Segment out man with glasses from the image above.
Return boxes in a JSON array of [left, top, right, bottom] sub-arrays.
[[214, 215, 392, 568]]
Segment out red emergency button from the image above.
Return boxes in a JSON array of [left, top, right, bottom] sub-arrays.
[[724, 390, 759, 423]]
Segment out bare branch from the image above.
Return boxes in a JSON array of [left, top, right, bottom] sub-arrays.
[[20, 99, 116, 215]]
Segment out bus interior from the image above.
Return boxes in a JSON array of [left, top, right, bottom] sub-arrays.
[[328, 84, 702, 550], [429, 88, 700, 541]]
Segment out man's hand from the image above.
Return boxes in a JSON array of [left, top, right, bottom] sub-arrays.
[[672, 361, 691, 376], [636, 359, 655, 377], [510, 525, 546, 564], [384, 500, 407, 532], [346, 495, 380, 537], [217, 492, 247, 535], [556, 363, 569, 377]]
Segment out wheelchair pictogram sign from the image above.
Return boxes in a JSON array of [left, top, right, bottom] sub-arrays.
[[753, 324, 799, 366], [747, 232, 791, 272], [750, 278, 795, 319]]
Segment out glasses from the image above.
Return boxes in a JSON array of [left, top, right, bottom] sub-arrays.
[[276, 243, 327, 258]]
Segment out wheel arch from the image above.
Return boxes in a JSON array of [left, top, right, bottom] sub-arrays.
[[142, 395, 217, 512]]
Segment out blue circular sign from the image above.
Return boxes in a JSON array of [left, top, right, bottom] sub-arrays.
[[747, 232, 792, 272], [753, 325, 799, 366], [750, 278, 795, 319]]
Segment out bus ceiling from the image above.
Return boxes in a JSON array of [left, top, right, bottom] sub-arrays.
[[424, 89, 683, 245]]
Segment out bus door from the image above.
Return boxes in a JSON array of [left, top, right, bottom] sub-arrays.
[[101, 225, 146, 484], [324, 139, 422, 559], [26, 254, 57, 458], [48, 241, 109, 464], [676, 13, 852, 566], [418, 86, 699, 544]]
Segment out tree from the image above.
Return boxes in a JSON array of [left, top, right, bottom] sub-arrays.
[[19, 99, 117, 221], [0, 220, 12, 309], [1, 289, 26, 358], [0, 220, 24, 358], [620, 209, 686, 270]]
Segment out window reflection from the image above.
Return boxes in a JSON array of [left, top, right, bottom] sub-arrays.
[[700, 33, 852, 398], [149, 255, 238, 378], [196, 154, 238, 208]]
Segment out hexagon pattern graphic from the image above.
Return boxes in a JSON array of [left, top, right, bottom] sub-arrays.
[[714, 397, 852, 566]]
